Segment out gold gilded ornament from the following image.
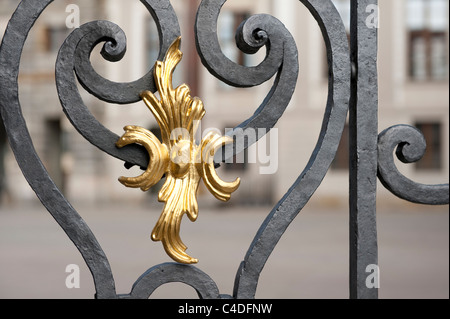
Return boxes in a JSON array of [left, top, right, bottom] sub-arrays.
[[116, 37, 240, 264]]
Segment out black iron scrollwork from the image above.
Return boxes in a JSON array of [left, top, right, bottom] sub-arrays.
[[377, 125, 449, 205], [0, 0, 350, 299], [3, 0, 446, 300], [196, 0, 300, 161], [119, 263, 221, 299], [56, 1, 181, 170], [227, 0, 351, 299], [0, 0, 117, 299]]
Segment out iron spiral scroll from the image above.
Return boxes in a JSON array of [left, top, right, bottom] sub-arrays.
[[0, 0, 447, 299]]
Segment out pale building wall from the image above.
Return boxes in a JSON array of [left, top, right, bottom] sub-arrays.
[[0, 0, 448, 208]]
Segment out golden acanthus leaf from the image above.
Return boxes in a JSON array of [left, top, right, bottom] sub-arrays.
[[116, 37, 240, 264]]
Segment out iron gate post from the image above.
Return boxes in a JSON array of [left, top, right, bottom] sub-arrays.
[[349, 0, 379, 299]]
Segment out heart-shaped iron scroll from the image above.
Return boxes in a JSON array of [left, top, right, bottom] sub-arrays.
[[0, 0, 350, 299]]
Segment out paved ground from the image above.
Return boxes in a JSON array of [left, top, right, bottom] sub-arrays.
[[0, 199, 448, 299]]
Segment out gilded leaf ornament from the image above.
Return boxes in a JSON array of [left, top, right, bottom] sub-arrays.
[[116, 37, 240, 264]]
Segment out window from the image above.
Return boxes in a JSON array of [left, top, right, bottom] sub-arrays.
[[216, 10, 252, 89], [224, 146, 248, 172], [415, 122, 442, 170], [43, 26, 70, 52], [407, 0, 448, 81], [146, 17, 160, 70], [222, 125, 249, 172], [45, 118, 68, 193], [218, 11, 252, 67], [331, 124, 349, 170]]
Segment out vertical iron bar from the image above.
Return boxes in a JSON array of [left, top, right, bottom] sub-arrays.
[[349, 0, 379, 299]]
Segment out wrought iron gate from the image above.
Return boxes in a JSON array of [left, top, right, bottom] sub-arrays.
[[0, 0, 448, 299]]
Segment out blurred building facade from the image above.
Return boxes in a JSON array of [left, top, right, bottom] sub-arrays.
[[0, 0, 448, 207]]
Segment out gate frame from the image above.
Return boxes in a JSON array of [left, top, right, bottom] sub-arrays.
[[0, 0, 448, 299]]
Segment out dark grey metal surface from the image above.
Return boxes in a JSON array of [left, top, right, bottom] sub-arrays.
[[196, 0, 299, 162], [378, 125, 449, 205], [0, 0, 448, 299], [0, 0, 118, 299], [349, 0, 379, 299], [118, 263, 221, 299], [232, 0, 350, 299], [56, 1, 181, 170]]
